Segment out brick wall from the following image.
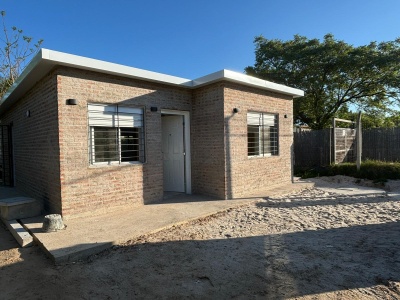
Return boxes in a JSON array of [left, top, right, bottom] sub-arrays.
[[191, 83, 226, 198], [58, 75, 294, 214], [1, 66, 296, 218], [0, 72, 61, 213], [223, 83, 294, 198], [56, 67, 192, 218]]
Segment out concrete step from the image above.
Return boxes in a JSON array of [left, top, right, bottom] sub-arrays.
[[0, 197, 42, 220], [1, 217, 33, 247]]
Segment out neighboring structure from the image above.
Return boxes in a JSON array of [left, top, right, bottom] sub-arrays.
[[0, 49, 303, 218]]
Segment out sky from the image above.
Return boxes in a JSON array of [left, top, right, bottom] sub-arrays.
[[1, 0, 399, 79]]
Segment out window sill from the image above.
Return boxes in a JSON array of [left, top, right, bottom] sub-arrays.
[[89, 161, 144, 168], [248, 154, 278, 159]]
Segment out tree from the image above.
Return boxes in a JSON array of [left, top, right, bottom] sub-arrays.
[[0, 11, 43, 98], [337, 106, 400, 129], [245, 34, 400, 130]]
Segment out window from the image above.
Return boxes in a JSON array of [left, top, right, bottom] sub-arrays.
[[88, 104, 145, 164], [247, 112, 278, 157]]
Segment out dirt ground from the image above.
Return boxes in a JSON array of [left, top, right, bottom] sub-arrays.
[[1, 177, 400, 299]]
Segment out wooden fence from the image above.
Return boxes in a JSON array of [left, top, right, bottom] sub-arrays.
[[293, 129, 332, 168], [294, 127, 400, 168], [362, 127, 400, 161]]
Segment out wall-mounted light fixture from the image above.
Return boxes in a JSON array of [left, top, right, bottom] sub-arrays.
[[25, 110, 30, 117], [233, 108, 239, 113], [284, 114, 288, 118], [150, 107, 158, 112], [66, 99, 78, 105]]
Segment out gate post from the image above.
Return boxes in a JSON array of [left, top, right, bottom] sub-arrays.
[[356, 111, 362, 171], [332, 118, 336, 164]]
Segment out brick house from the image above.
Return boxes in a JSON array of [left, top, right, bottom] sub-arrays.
[[0, 49, 303, 218]]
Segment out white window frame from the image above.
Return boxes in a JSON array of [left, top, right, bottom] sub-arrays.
[[247, 111, 279, 158], [88, 103, 145, 165]]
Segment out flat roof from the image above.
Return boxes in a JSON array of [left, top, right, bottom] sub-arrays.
[[0, 49, 304, 115]]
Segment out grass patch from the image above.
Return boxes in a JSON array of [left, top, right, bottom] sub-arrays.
[[295, 160, 400, 181]]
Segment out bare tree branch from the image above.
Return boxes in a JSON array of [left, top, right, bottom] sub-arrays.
[[0, 11, 43, 97]]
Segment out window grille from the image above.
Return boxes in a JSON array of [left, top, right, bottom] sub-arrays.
[[88, 104, 145, 164], [247, 112, 278, 157]]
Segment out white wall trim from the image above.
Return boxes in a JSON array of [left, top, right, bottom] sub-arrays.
[[161, 109, 192, 194]]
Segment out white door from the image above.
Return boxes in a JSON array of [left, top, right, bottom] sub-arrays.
[[162, 115, 185, 192]]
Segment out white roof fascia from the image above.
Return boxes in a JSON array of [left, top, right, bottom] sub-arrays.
[[41, 49, 192, 87], [192, 69, 304, 98], [0, 49, 304, 116]]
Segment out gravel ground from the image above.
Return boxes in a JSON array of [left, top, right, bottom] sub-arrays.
[[1, 177, 400, 299]]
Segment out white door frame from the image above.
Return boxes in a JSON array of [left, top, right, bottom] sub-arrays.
[[161, 109, 191, 194]]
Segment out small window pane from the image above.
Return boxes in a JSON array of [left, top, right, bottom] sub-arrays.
[[247, 125, 260, 156], [121, 128, 140, 162], [262, 125, 270, 154], [93, 127, 119, 162], [270, 126, 278, 155]]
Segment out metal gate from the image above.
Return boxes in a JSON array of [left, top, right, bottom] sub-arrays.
[[332, 118, 357, 164], [0, 125, 13, 186]]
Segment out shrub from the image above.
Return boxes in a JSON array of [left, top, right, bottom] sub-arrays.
[[357, 160, 400, 180], [296, 160, 400, 181]]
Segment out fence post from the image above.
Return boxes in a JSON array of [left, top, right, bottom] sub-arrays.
[[291, 143, 294, 183], [356, 111, 362, 171], [332, 118, 336, 164]]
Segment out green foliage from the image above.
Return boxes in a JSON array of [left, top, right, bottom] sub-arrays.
[[337, 106, 400, 128], [296, 160, 400, 181], [331, 160, 400, 180], [246, 34, 400, 130], [0, 11, 43, 98], [294, 168, 327, 179]]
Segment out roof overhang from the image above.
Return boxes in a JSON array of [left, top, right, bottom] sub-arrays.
[[192, 69, 304, 97], [0, 49, 304, 115]]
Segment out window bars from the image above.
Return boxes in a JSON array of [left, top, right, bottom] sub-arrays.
[[247, 112, 278, 157], [88, 104, 145, 164]]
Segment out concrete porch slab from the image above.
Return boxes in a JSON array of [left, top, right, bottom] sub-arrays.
[[307, 177, 387, 196], [21, 181, 313, 264], [0, 186, 29, 200], [388, 192, 400, 200]]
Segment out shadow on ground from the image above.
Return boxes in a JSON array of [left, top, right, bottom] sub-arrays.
[[0, 221, 19, 251], [1, 219, 400, 299]]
